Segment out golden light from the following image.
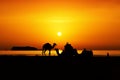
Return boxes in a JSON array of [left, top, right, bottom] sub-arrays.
[[57, 32, 62, 36]]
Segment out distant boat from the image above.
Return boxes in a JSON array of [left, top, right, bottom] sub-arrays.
[[11, 46, 38, 50]]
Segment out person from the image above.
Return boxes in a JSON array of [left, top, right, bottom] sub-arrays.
[[61, 42, 78, 56], [107, 52, 110, 57]]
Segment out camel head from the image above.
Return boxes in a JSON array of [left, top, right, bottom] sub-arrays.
[[52, 43, 57, 48]]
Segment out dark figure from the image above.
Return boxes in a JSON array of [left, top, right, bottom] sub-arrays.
[[107, 52, 110, 57], [42, 43, 57, 56], [55, 43, 78, 56], [81, 48, 93, 57]]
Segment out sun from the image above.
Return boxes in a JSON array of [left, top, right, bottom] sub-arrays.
[[57, 32, 62, 36]]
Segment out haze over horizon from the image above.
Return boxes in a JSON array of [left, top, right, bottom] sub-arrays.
[[0, 0, 120, 50]]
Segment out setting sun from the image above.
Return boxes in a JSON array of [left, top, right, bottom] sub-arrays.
[[57, 32, 62, 37]]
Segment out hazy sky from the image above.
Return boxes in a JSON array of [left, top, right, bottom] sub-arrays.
[[0, 0, 120, 50]]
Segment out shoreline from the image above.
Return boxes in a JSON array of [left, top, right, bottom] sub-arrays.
[[0, 50, 120, 56]]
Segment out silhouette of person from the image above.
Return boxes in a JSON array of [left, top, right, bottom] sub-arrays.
[[55, 43, 79, 56], [107, 52, 110, 57], [61, 42, 78, 56]]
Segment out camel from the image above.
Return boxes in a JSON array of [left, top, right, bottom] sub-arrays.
[[55, 43, 78, 56], [55, 48, 93, 57], [55, 48, 78, 56], [81, 48, 93, 57], [42, 43, 57, 56]]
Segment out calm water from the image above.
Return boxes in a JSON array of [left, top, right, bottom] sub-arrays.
[[0, 50, 120, 56]]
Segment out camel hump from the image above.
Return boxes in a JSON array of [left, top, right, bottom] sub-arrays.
[[43, 43, 50, 46], [45, 43, 50, 45], [44, 43, 56, 46]]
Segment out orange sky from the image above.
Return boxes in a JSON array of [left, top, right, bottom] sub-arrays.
[[0, 0, 120, 50]]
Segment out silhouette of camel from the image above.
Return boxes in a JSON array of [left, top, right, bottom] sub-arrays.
[[42, 43, 57, 56], [55, 48, 78, 56], [81, 48, 93, 57], [55, 43, 78, 56], [55, 43, 93, 58]]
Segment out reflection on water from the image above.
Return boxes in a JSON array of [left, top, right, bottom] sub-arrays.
[[0, 50, 62, 56], [0, 50, 120, 56]]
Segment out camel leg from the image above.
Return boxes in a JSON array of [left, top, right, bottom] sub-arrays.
[[49, 50, 51, 56], [44, 50, 46, 56], [42, 50, 44, 56], [42, 50, 46, 56]]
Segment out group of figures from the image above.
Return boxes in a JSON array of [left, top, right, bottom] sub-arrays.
[[42, 43, 93, 57]]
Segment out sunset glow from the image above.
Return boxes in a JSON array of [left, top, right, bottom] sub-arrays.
[[0, 0, 120, 50]]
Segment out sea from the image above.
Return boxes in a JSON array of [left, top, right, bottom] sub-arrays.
[[0, 50, 120, 57]]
